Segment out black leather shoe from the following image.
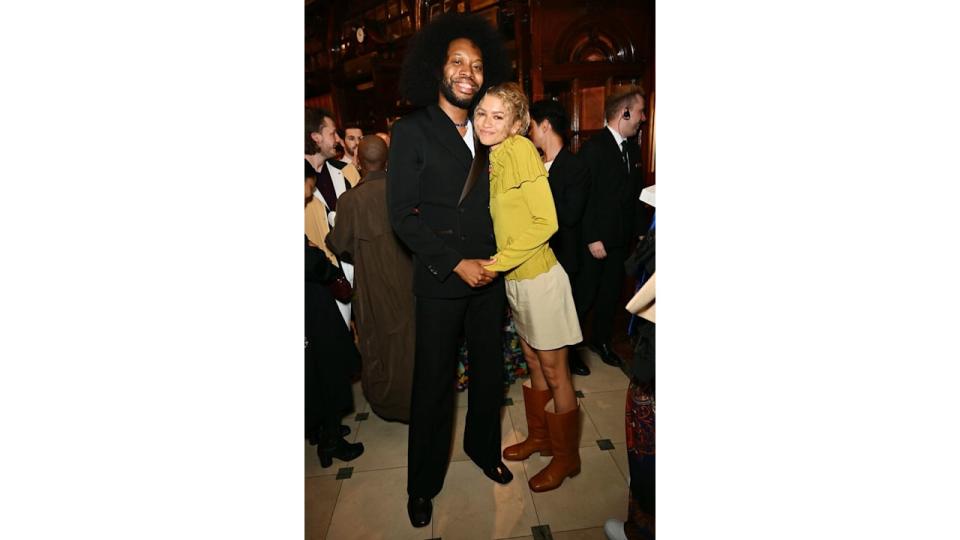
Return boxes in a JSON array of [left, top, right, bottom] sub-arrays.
[[317, 438, 364, 468], [592, 342, 622, 367], [482, 461, 514, 485], [570, 352, 591, 376], [407, 496, 432, 528]]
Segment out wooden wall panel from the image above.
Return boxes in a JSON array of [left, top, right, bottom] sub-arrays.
[[529, 0, 654, 181], [579, 86, 606, 131]]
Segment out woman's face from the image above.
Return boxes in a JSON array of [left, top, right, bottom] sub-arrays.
[[474, 94, 520, 147], [305, 176, 315, 202]]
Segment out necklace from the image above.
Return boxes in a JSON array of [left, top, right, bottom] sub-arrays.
[[452, 119, 468, 128]]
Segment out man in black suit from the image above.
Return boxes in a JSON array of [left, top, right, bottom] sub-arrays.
[[386, 13, 512, 529], [528, 99, 591, 376], [576, 86, 647, 367]]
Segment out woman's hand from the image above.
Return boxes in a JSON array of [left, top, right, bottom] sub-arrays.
[[454, 258, 498, 287]]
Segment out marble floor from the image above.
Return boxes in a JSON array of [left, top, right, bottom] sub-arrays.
[[305, 348, 633, 540]]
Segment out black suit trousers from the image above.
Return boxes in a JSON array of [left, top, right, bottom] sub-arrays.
[[407, 284, 505, 499], [575, 245, 627, 345]]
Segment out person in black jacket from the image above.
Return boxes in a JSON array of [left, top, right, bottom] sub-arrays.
[[576, 86, 647, 367], [305, 163, 364, 468], [386, 12, 512, 528], [528, 99, 591, 376]]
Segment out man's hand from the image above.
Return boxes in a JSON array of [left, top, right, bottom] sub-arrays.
[[454, 258, 498, 287], [588, 241, 607, 259]]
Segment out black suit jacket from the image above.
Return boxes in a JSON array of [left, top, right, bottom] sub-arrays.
[[387, 104, 499, 298], [547, 148, 589, 275], [580, 128, 644, 250]]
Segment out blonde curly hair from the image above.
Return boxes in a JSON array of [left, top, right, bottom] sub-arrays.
[[477, 81, 530, 135]]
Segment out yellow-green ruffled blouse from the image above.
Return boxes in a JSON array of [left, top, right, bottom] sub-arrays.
[[484, 135, 559, 281]]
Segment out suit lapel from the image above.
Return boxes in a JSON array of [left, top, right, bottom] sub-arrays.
[[553, 148, 568, 176], [598, 128, 621, 164], [427, 104, 473, 170], [597, 128, 632, 178], [327, 162, 349, 196], [458, 137, 487, 206], [313, 162, 349, 214]]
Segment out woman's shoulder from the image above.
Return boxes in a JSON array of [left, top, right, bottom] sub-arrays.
[[490, 135, 547, 192], [492, 135, 540, 165], [501, 134, 538, 154]]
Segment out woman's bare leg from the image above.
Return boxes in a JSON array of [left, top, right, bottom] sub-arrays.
[[520, 338, 548, 391], [523, 338, 577, 413]]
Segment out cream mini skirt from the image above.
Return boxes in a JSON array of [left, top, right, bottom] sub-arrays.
[[505, 263, 583, 350]]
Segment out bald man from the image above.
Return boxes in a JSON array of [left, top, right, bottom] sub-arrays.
[[327, 136, 415, 422]]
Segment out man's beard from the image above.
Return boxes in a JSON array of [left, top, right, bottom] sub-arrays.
[[440, 76, 478, 110], [321, 144, 339, 160]]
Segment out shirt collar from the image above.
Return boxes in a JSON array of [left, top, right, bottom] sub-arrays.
[[606, 124, 626, 147]]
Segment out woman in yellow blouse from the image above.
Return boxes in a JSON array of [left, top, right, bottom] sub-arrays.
[[475, 82, 583, 492]]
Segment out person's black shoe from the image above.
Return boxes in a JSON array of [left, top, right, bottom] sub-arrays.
[[592, 342, 622, 367], [407, 496, 432, 528], [482, 461, 514, 485], [570, 351, 591, 376], [317, 438, 364, 468]]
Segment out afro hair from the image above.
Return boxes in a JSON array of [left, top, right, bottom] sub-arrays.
[[399, 12, 511, 108]]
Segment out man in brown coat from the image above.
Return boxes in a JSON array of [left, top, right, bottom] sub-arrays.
[[327, 136, 414, 422]]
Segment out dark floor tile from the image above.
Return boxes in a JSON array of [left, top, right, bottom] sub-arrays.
[[532, 524, 554, 540], [597, 439, 615, 451]]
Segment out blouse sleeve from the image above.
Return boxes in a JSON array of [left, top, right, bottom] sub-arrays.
[[485, 137, 559, 272], [489, 136, 548, 192]]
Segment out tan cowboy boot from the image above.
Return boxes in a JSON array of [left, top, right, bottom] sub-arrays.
[[528, 399, 581, 492], [502, 381, 553, 461]]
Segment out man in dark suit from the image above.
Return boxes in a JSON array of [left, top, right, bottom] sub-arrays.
[[386, 13, 512, 529], [576, 86, 647, 367], [528, 99, 591, 376]]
